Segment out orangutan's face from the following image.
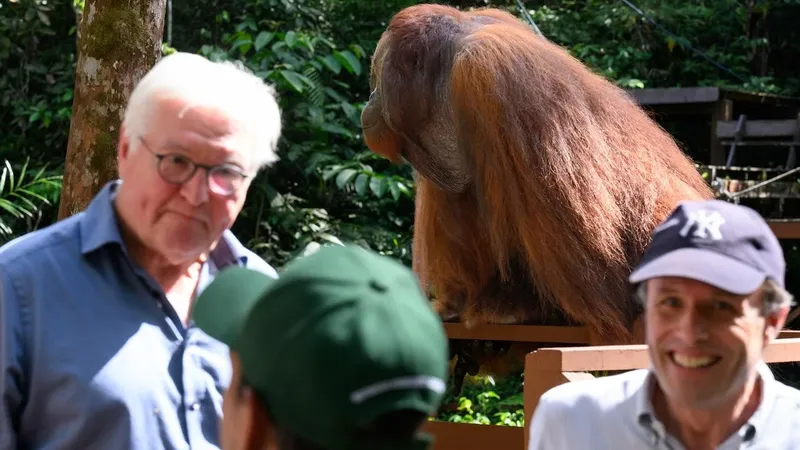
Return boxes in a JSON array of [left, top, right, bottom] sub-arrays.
[[361, 37, 402, 164], [360, 22, 470, 194]]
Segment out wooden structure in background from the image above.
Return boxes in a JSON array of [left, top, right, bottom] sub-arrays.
[[626, 86, 800, 165], [716, 113, 800, 168], [424, 328, 800, 450], [769, 219, 800, 238]]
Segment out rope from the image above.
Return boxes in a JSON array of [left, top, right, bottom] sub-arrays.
[[617, 0, 751, 86], [514, 0, 544, 38], [713, 165, 800, 202]]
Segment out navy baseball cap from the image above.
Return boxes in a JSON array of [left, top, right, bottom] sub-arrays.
[[629, 199, 785, 294]]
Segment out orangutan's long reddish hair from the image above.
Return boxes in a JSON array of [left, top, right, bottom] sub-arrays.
[[363, 5, 713, 343]]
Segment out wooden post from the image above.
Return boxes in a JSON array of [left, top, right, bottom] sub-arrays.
[[710, 99, 733, 165]]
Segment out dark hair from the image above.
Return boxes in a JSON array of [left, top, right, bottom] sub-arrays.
[[274, 409, 430, 450], [240, 375, 431, 450]]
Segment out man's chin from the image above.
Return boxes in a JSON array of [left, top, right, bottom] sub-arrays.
[[159, 244, 209, 267]]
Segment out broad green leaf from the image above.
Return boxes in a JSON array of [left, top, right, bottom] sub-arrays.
[[295, 72, 316, 89], [335, 168, 358, 188], [321, 123, 354, 138], [320, 55, 342, 74], [349, 44, 366, 59], [334, 50, 362, 76], [389, 180, 401, 200], [315, 36, 336, 49], [230, 38, 252, 55], [254, 31, 274, 51], [341, 102, 358, 124], [354, 174, 370, 195], [370, 176, 387, 197], [280, 70, 304, 93], [396, 182, 412, 196], [322, 165, 343, 180], [325, 88, 347, 103], [285, 31, 298, 48]]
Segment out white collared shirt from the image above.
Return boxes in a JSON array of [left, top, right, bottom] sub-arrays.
[[527, 362, 800, 449]]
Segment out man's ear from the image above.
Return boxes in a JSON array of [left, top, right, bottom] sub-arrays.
[[117, 125, 130, 177], [764, 305, 789, 345]]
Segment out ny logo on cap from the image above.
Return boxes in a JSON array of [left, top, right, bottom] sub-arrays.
[[679, 210, 726, 240]]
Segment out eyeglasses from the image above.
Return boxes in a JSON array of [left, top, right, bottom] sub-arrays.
[[138, 137, 250, 196]]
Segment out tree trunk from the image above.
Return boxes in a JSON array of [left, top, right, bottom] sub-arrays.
[[58, 0, 167, 219]]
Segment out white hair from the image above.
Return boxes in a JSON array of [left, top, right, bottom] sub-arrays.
[[122, 52, 282, 171]]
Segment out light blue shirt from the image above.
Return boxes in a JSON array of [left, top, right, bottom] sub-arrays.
[[527, 362, 800, 449], [0, 180, 278, 450]]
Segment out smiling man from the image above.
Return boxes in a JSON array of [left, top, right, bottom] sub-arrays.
[[527, 200, 800, 450], [0, 52, 281, 450]]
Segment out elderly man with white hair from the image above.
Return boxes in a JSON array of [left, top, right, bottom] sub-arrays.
[[0, 52, 282, 450]]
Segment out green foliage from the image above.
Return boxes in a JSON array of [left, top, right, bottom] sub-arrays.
[[0, 0, 77, 164], [525, 0, 800, 95], [0, 158, 62, 243], [435, 373, 525, 426]]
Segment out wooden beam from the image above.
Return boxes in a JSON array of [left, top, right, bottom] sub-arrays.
[[769, 220, 800, 239], [526, 337, 800, 373], [710, 99, 733, 165], [424, 421, 523, 450], [627, 87, 720, 106], [716, 119, 798, 138], [442, 323, 590, 344], [717, 88, 800, 108]]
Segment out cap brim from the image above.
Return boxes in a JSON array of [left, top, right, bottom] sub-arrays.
[[193, 267, 277, 347], [629, 248, 767, 295]]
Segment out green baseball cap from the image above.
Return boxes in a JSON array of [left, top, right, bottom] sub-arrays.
[[193, 244, 449, 450]]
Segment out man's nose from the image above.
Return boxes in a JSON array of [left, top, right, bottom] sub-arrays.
[[180, 169, 210, 206], [676, 309, 710, 343]]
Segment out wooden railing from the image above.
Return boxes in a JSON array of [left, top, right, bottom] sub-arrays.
[[423, 325, 800, 450], [769, 220, 800, 239]]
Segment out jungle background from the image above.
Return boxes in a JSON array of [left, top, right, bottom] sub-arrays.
[[3, 0, 800, 428]]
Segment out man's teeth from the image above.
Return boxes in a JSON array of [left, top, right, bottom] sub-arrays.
[[672, 353, 717, 368]]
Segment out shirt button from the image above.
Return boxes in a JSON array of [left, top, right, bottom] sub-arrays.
[[189, 402, 199, 411]]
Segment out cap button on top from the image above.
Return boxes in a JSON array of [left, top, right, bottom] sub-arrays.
[[369, 279, 387, 292]]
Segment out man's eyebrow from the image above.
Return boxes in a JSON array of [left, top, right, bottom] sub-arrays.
[[652, 285, 679, 295], [163, 141, 189, 152], [653, 284, 740, 300], [161, 140, 247, 167]]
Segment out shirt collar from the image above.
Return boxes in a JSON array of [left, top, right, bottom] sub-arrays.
[[635, 361, 775, 445], [79, 180, 127, 255], [79, 179, 248, 268]]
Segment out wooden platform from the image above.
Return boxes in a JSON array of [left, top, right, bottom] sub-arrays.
[[628, 86, 800, 109], [769, 219, 800, 239], [626, 86, 800, 165], [443, 322, 800, 343]]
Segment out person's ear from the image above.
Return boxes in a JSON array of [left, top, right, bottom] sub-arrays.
[[117, 125, 131, 178], [764, 304, 789, 345]]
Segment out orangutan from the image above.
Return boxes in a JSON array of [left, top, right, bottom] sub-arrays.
[[360, 4, 714, 344]]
